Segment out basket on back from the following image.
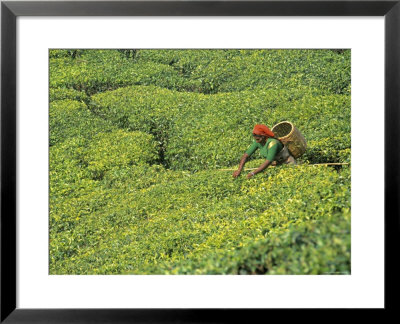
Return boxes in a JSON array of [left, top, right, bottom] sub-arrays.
[[272, 121, 307, 158]]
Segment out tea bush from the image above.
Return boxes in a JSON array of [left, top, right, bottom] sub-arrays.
[[49, 49, 84, 59], [49, 49, 351, 275], [49, 100, 116, 146], [81, 130, 159, 180], [50, 88, 89, 103], [50, 131, 160, 239]]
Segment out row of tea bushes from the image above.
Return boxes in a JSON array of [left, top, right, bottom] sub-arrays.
[[89, 85, 351, 170], [49, 50, 200, 95], [214, 49, 350, 94], [49, 49, 350, 96], [135, 49, 351, 94], [49, 164, 350, 274], [153, 208, 350, 275]]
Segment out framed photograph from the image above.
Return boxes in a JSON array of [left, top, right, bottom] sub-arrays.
[[1, 0, 398, 322]]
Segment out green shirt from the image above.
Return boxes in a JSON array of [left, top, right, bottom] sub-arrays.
[[245, 138, 283, 161]]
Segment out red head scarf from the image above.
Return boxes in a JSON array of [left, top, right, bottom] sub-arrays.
[[253, 124, 275, 138]]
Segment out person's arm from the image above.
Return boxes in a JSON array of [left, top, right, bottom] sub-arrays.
[[247, 140, 280, 178], [233, 153, 249, 178], [233, 141, 257, 178], [233, 141, 258, 178], [247, 160, 271, 178]]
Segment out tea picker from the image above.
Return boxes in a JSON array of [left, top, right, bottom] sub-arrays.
[[232, 122, 306, 179]]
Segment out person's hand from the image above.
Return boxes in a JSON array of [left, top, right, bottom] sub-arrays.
[[247, 172, 255, 179], [233, 170, 241, 178]]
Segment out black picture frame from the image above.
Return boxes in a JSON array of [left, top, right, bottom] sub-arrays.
[[1, 0, 399, 322]]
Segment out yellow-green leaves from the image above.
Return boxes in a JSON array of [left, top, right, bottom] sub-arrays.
[[49, 100, 116, 146], [82, 130, 158, 180], [49, 49, 351, 275]]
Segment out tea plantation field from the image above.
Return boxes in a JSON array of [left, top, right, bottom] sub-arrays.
[[49, 49, 351, 275]]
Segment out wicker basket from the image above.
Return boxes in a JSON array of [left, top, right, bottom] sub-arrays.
[[272, 121, 307, 158]]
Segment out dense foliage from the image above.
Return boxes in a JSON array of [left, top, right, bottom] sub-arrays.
[[49, 49, 351, 275]]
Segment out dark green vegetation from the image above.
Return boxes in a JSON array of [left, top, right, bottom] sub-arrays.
[[49, 49, 351, 274]]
